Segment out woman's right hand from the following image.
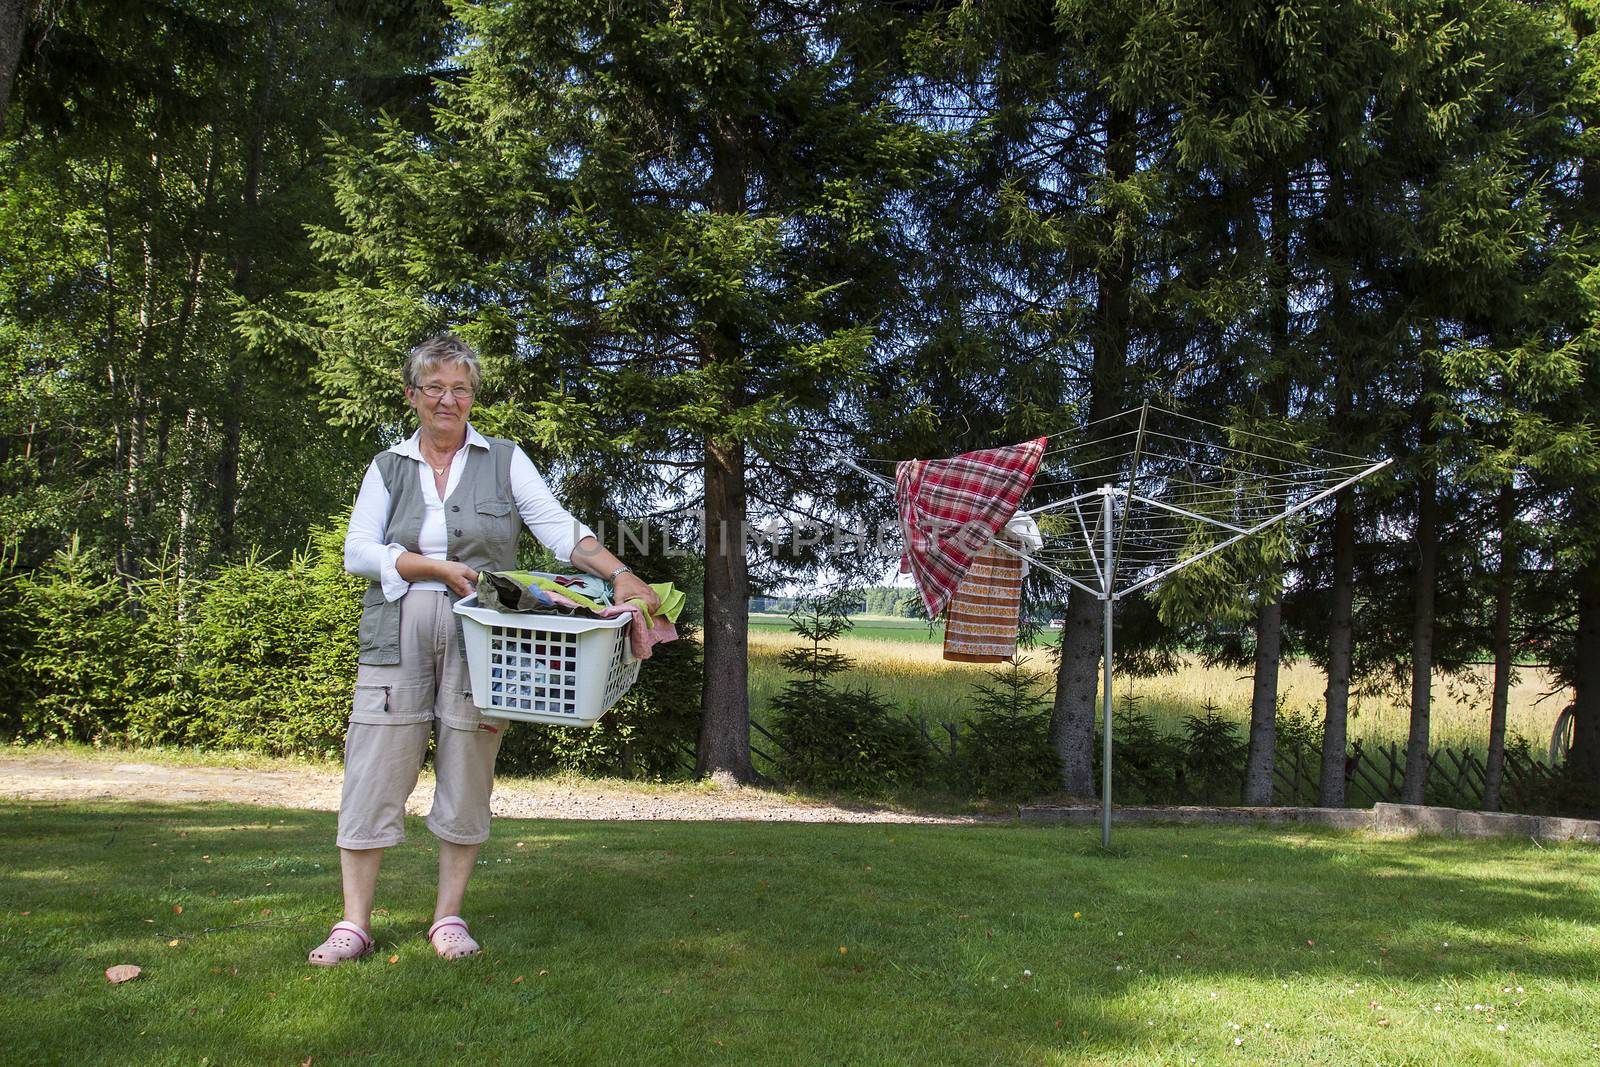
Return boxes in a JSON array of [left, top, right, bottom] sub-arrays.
[[436, 560, 480, 599], [393, 551, 480, 598]]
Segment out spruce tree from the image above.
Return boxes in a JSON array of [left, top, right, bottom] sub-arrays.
[[299, 1, 942, 781]]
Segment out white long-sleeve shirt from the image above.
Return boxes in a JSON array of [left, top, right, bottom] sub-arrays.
[[344, 424, 596, 601]]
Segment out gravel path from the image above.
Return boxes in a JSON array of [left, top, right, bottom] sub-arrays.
[[0, 754, 1004, 825]]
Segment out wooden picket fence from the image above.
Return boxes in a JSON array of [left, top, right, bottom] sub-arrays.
[[1273, 740, 1553, 810], [705, 726, 1556, 812]]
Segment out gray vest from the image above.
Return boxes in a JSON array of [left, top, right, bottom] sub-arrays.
[[356, 435, 522, 665]]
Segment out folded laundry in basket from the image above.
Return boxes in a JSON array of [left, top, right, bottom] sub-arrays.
[[476, 571, 687, 661], [478, 570, 608, 613]]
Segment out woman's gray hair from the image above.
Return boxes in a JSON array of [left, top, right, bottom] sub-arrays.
[[404, 334, 481, 391]]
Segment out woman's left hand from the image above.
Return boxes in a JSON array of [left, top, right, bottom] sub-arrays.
[[613, 571, 660, 613]]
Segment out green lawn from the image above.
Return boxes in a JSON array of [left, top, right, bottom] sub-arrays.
[[4, 801, 1598, 1065]]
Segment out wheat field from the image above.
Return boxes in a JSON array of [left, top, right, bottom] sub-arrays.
[[748, 628, 1572, 753]]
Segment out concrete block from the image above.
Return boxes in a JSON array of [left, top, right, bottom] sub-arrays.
[[1016, 804, 1368, 832], [1016, 801, 1600, 843], [1371, 803, 1459, 834], [1455, 811, 1541, 839], [1271, 806, 1372, 830], [1537, 816, 1600, 843]]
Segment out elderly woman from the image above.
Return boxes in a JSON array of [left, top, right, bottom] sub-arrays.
[[309, 334, 658, 965]]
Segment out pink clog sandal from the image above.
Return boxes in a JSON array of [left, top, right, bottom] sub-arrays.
[[307, 920, 374, 966], [427, 915, 481, 960]]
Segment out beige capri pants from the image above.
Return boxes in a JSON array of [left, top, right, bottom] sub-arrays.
[[336, 589, 505, 850]]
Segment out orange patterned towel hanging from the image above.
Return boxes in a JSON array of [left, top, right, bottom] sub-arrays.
[[943, 538, 1025, 663]]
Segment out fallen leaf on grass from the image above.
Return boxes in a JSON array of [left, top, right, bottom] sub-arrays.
[[387, 955, 399, 965], [512, 975, 523, 985], [105, 965, 142, 984], [168, 939, 181, 947]]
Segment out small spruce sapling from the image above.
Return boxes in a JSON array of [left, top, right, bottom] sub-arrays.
[[958, 655, 1056, 800]]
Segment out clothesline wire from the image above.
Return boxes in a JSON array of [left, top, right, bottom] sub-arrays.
[[1029, 472, 1355, 510], [1134, 404, 1376, 463], [1100, 453, 1370, 490], [1126, 428, 1368, 474], [1046, 403, 1376, 466], [836, 405, 1377, 471], [1044, 434, 1367, 481], [1040, 428, 1145, 462]]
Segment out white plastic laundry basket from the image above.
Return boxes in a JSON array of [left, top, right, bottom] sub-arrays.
[[453, 595, 641, 727]]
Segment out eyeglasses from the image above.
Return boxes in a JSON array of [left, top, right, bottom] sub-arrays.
[[416, 384, 476, 401]]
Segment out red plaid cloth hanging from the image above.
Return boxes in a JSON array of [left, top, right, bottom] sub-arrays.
[[896, 437, 1047, 618]]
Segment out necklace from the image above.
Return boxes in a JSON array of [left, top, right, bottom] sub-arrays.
[[423, 444, 460, 479]]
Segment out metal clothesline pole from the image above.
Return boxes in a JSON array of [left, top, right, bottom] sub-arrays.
[[1100, 486, 1115, 849]]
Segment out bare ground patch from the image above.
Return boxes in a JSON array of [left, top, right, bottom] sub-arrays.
[[0, 753, 1002, 825]]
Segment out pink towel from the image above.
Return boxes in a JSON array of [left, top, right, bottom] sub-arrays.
[[596, 603, 679, 660]]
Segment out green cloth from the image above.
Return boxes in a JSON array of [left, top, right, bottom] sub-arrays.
[[478, 570, 685, 626], [630, 582, 685, 630]]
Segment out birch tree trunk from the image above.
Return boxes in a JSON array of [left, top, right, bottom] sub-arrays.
[[1483, 482, 1515, 811], [1244, 594, 1283, 805], [0, 0, 26, 136], [1243, 171, 1294, 807], [217, 28, 274, 560], [1320, 486, 1356, 807], [1570, 558, 1600, 785], [1402, 362, 1440, 803]]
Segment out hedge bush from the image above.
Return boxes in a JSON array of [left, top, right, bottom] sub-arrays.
[[0, 528, 700, 773]]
